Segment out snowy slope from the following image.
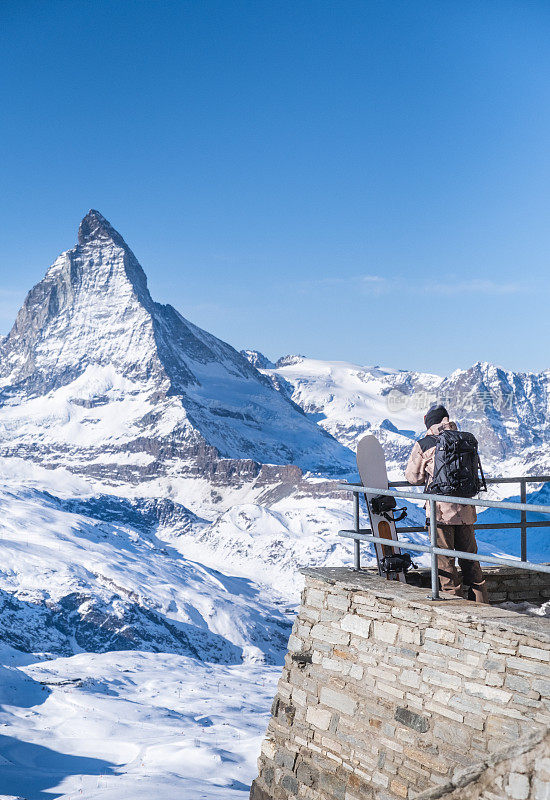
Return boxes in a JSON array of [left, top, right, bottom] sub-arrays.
[[0, 645, 279, 800], [0, 483, 292, 664], [256, 355, 438, 471], [0, 461, 301, 798]]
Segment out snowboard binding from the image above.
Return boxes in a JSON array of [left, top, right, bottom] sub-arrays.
[[370, 494, 408, 523], [379, 553, 416, 576]]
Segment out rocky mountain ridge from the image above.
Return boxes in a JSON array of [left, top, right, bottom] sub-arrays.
[[242, 352, 550, 477]]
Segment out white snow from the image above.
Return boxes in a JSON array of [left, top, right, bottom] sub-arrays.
[[262, 357, 441, 449], [0, 485, 292, 664], [0, 483, 293, 798], [0, 646, 278, 799]]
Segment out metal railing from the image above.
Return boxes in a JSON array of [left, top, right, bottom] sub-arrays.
[[390, 476, 550, 562], [338, 476, 550, 601]]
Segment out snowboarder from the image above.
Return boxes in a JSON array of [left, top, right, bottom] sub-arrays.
[[405, 405, 489, 603]]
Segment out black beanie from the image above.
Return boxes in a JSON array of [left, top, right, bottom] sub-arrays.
[[424, 405, 449, 430]]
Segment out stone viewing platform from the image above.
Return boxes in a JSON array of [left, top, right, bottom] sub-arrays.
[[250, 567, 550, 800]]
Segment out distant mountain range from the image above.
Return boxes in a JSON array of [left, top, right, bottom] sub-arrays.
[[242, 352, 550, 478]]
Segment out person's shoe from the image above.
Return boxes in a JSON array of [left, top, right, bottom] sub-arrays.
[[468, 582, 489, 604], [439, 585, 464, 600]]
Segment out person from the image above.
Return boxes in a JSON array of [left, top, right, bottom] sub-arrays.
[[405, 404, 488, 603]]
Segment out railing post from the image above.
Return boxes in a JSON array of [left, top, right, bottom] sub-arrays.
[[353, 492, 361, 571], [520, 479, 527, 562], [429, 499, 440, 600]]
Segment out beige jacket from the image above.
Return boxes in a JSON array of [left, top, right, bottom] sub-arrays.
[[405, 418, 477, 525]]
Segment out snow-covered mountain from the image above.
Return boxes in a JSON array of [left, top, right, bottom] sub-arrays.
[[246, 353, 550, 478], [0, 210, 353, 484], [1, 212, 549, 798], [0, 484, 291, 664]]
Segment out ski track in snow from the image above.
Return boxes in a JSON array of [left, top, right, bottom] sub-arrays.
[[0, 646, 279, 800]]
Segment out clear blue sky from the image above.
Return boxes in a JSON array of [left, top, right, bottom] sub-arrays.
[[1, 0, 550, 375]]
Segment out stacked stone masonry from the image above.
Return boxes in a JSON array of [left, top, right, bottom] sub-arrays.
[[465, 565, 550, 605], [415, 728, 550, 800], [250, 567, 550, 800]]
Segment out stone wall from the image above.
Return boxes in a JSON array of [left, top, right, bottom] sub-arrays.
[[250, 567, 550, 800], [483, 565, 550, 605], [415, 728, 550, 800]]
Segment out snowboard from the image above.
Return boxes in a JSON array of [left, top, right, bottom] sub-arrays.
[[356, 434, 407, 582]]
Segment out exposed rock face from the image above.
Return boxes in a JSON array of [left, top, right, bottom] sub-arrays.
[[241, 350, 275, 370], [275, 354, 306, 368], [441, 361, 550, 465], [0, 584, 242, 661], [0, 211, 354, 483]]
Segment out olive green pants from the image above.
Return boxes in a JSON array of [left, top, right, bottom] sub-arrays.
[[436, 524, 489, 603]]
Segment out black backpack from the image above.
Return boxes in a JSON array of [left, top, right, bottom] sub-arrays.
[[426, 429, 486, 498]]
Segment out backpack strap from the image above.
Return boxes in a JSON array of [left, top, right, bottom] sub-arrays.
[[418, 434, 437, 453], [422, 433, 445, 492], [427, 460, 446, 493], [477, 455, 487, 492]]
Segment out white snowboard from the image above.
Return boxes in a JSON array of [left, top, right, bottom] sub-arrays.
[[356, 434, 406, 582]]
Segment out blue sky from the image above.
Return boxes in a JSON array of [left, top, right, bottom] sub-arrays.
[[1, 0, 550, 375]]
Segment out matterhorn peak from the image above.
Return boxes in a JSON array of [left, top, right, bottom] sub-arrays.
[[0, 211, 353, 476], [77, 209, 127, 248]]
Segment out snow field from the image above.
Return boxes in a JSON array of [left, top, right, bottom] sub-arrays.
[[0, 648, 278, 799]]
